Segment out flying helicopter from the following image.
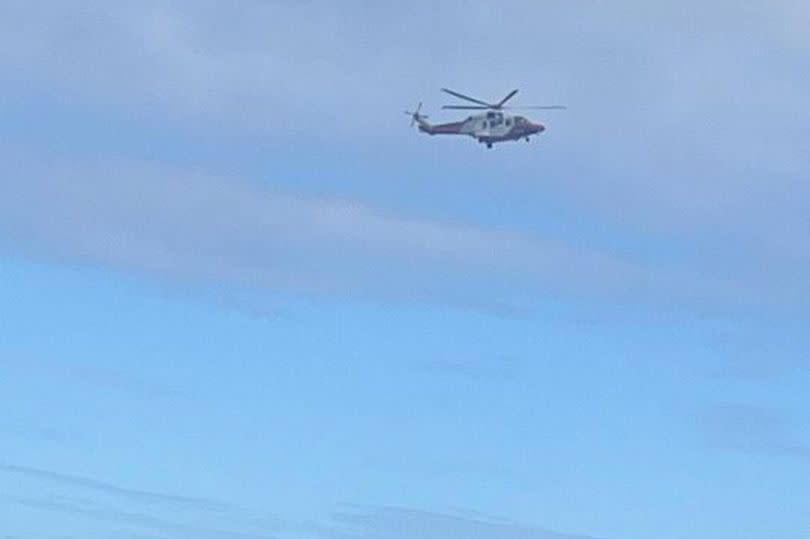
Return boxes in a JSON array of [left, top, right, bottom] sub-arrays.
[[406, 88, 565, 148]]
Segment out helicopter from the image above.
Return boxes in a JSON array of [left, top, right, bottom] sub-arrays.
[[406, 88, 565, 148]]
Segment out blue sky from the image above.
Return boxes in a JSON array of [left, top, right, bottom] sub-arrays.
[[1, 2, 809, 538]]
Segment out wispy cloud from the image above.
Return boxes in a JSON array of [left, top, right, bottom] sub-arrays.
[[0, 465, 287, 539], [316, 505, 601, 539], [5, 495, 274, 539], [696, 403, 810, 462], [1, 155, 733, 312], [0, 464, 230, 512]]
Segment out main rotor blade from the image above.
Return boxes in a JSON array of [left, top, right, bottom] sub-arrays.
[[496, 89, 519, 108], [503, 105, 567, 110], [440, 88, 492, 107], [442, 105, 489, 110]]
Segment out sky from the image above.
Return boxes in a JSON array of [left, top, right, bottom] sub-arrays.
[[1, 1, 809, 538]]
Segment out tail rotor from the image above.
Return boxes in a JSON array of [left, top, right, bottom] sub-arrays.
[[404, 102, 428, 127]]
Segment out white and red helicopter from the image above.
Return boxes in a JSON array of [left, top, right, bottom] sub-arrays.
[[406, 88, 565, 148]]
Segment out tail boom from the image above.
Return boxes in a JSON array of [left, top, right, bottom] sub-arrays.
[[419, 121, 464, 136]]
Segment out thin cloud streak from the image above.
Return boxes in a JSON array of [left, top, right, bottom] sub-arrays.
[[6, 495, 274, 539], [0, 464, 230, 512], [317, 505, 602, 539]]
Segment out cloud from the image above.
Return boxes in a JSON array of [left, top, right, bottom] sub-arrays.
[[1, 154, 736, 312], [317, 505, 601, 539], [0, 465, 285, 539], [696, 404, 810, 462], [2, 0, 807, 145], [3, 496, 603, 539], [0, 1, 809, 313], [5, 495, 274, 539], [0, 464, 230, 512]]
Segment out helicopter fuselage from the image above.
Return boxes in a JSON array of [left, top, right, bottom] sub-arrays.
[[417, 111, 545, 147], [407, 88, 563, 148]]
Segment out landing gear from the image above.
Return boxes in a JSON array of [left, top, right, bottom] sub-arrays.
[[486, 142, 493, 149], [525, 137, 530, 142]]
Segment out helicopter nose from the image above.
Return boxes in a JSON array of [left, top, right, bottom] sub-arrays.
[[533, 123, 546, 133]]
